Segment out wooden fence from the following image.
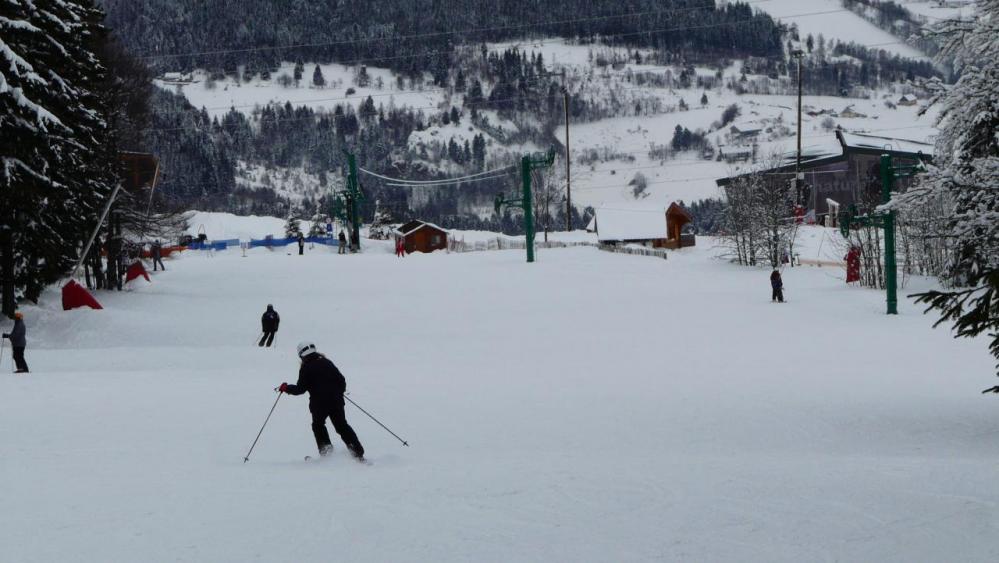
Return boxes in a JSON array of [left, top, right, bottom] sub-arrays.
[[597, 244, 669, 260], [448, 238, 597, 253]]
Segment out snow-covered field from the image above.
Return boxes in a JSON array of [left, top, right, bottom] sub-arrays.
[[2, 230, 997, 562], [155, 62, 446, 120], [756, 0, 927, 59]]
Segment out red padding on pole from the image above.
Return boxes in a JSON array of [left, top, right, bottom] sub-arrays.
[[125, 261, 150, 284], [62, 280, 103, 311]]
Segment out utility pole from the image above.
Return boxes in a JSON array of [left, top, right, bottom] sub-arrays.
[[563, 86, 572, 231], [538, 69, 572, 231], [792, 49, 805, 206]]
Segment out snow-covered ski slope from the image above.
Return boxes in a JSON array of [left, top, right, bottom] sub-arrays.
[[2, 232, 996, 562]]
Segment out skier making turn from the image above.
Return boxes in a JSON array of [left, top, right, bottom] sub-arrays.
[[278, 342, 366, 460], [259, 304, 280, 347]]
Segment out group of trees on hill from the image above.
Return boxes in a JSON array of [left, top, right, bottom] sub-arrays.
[[98, 0, 784, 80]]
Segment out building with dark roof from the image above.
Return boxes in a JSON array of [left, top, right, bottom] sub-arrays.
[[716, 130, 932, 218]]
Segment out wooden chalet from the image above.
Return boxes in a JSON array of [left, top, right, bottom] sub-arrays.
[[393, 220, 448, 254], [594, 203, 695, 249]]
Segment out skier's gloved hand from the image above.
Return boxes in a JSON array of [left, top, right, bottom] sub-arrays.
[[1, 333, 7, 339], [278, 382, 289, 393]]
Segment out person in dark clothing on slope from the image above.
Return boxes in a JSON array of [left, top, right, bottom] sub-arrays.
[[259, 304, 280, 347], [279, 342, 365, 460], [297, 233, 305, 256], [151, 240, 166, 271], [337, 231, 347, 255], [2, 311, 29, 373], [770, 269, 784, 303]]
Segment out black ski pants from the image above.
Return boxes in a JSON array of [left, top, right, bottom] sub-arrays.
[[153, 257, 165, 271], [298, 244, 304, 255], [259, 331, 275, 347], [772, 288, 784, 303], [12, 346, 28, 372], [311, 401, 364, 458]]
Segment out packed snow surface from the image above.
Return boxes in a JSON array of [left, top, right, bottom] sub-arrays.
[[2, 233, 997, 562]]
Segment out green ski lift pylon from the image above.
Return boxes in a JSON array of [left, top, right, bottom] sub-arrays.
[[494, 148, 556, 263], [328, 150, 365, 252], [838, 152, 926, 315]]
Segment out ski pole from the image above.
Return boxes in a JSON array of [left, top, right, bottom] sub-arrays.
[[243, 391, 283, 463], [0, 338, 5, 372], [344, 395, 409, 446], [253, 332, 263, 346]]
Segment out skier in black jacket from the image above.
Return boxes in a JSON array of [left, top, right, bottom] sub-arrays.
[[279, 341, 365, 460], [2, 311, 29, 373], [770, 269, 784, 303], [259, 305, 279, 347]]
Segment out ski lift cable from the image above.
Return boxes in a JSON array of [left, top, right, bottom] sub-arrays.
[[381, 172, 513, 187], [358, 165, 515, 185]]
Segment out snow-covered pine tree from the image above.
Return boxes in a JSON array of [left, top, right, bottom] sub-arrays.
[[368, 201, 394, 240], [284, 215, 302, 238], [0, 0, 112, 311], [307, 213, 328, 238], [909, 1, 999, 384]]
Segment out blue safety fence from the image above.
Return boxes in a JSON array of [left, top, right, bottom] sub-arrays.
[[187, 236, 339, 250]]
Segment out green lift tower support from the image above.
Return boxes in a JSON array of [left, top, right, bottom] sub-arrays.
[[329, 150, 364, 252], [494, 149, 556, 263], [839, 153, 924, 315]]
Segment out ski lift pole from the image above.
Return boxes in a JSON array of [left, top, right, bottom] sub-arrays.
[[494, 149, 555, 263], [343, 150, 363, 252], [839, 153, 925, 315], [880, 154, 898, 315]]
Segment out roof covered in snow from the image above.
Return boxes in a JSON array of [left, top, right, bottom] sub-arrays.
[[837, 132, 933, 158], [595, 204, 667, 242], [393, 220, 448, 237]]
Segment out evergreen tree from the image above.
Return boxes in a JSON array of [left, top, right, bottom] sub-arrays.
[[312, 65, 325, 88], [284, 215, 302, 238], [908, 1, 999, 385], [0, 0, 113, 309], [472, 134, 487, 170]]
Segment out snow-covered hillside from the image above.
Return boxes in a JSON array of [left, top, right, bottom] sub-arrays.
[[755, 0, 927, 59], [2, 222, 996, 562]]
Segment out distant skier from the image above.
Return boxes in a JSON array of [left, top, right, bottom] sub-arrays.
[[338, 231, 347, 255], [259, 304, 280, 347], [279, 342, 365, 460], [395, 237, 406, 257], [151, 240, 166, 271], [297, 233, 305, 256], [770, 269, 784, 303], [2, 311, 29, 373]]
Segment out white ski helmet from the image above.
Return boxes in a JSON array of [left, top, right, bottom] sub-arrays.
[[297, 341, 317, 358]]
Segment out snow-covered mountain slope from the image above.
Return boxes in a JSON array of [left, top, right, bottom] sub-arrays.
[[155, 62, 446, 120], [1, 233, 995, 562], [158, 31, 941, 216], [755, 0, 928, 59]]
